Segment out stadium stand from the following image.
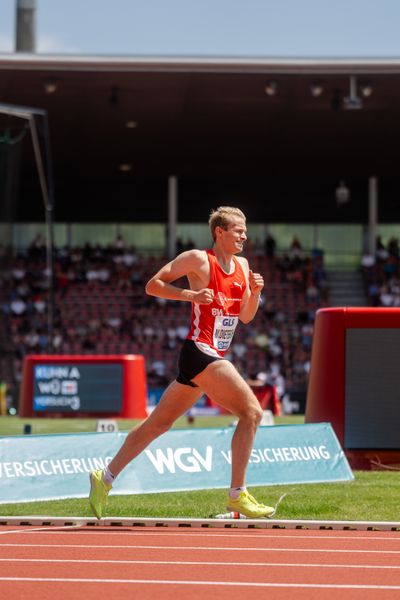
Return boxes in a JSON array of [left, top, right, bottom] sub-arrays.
[[0, 236, 330, 414], [361, 236, 400, 307]]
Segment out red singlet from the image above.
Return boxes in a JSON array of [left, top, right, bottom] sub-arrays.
[[187, 249, 247, 357]]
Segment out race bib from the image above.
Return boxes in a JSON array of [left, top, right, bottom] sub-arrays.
[[213, 316, 239, 352]]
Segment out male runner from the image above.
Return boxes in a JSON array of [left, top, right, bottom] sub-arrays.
[[89, 206, 275, 519]]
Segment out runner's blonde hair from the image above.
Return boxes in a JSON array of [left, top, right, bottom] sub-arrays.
[[209, 206, 246, 241]]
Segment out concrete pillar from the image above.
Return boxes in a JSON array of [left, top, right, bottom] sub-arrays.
[[167, 175, 178, 259], [16, 0, 36, 52], [368, 176, 378, 256]]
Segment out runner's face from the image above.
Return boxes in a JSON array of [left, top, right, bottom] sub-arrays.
[[219, 217, 247, 253]]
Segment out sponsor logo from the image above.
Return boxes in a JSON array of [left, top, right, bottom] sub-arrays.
[[34, 367, 82, 412], [34, 396, 81, 411], [145, 446, 213, 474], [215, 292, 242, 306], [38, 380, 79, 396], [221, 445, 331, 464], [222, 317, 236, 327], [0, 456, 113, 479], [215, 292, 226, 306], [35, 366, 80, 379], [217, 341, 230, 350], [61, 380, 78, 395]]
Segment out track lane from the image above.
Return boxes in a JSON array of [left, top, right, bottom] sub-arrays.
[[0, 526, 399, 600], [2, 558, 400, 586], [2, 542, 400, 565], [1, 578, 400, 600]]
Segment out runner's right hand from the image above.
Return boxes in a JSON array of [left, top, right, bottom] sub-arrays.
[[193, 288, 214, 304]]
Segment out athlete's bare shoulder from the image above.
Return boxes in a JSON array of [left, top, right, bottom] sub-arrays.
[[174, 248, 208, 269], [153, 248, 209, 284]]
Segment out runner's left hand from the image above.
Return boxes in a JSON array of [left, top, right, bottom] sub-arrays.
[[249, 270, 264, 295]]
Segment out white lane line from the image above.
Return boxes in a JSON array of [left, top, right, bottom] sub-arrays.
[[0, 577, 400, 589], [0, 558, 400, 570], [0, 525, 84, 536], [1, 543, 400, 554]]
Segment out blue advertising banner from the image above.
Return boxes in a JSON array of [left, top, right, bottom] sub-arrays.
[[0, 423, 353, 504]]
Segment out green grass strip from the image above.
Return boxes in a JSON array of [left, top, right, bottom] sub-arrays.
[[0, 416, 398, 522]]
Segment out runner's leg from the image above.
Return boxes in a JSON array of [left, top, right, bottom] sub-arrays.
[[108, 380, 203, 476], [193, 360, 262, 488]]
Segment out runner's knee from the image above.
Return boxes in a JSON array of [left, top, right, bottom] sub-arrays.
[[149, 415, 175, 436], [129, 413, 174, 443], [250, 403, 264, 426], [236, 394, 263, 425]]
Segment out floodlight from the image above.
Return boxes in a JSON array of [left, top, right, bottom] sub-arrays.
[[336, 180, 350, 205], [310, 81, 324, 97], [44, 79, 57, 94], [264, 81, 277, 96], [360, 82, 373, 97]]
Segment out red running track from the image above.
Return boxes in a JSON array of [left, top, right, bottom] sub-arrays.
[[0, 525, 400, 599]]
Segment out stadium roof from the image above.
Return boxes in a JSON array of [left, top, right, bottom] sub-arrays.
[[4, 53, 400, 73], [1, 54, 400, 223]]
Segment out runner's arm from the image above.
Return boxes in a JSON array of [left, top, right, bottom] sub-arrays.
[[145, 250, 214, 304], [239, 259, 264, 323]]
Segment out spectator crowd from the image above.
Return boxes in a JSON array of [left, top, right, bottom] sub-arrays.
[[362, 236, 400, 307], [0, 234, 330, 412]]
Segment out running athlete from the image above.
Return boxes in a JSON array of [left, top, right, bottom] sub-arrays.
[[89, 206, 275, 519]]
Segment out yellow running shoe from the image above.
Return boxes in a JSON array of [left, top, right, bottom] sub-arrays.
[[89, 469, 112, 519], [227, 489, 275, 518], [246, 491, 269, 508]]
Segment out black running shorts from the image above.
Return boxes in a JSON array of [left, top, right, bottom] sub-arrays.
[[177, 339, 222, 387]]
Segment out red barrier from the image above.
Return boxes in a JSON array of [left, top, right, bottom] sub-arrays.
[[205, 384, 282, 416], [19, 354, 147, 419], [306, 307, 400, 467]]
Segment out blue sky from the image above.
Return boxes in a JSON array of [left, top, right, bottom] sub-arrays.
[[0, 0, 400, 57]]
